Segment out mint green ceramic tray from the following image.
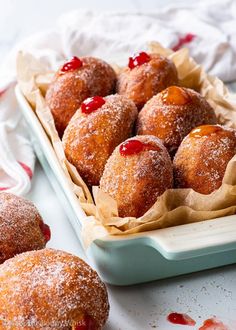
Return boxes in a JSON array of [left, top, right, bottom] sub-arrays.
[[15, 85, 236, 286]]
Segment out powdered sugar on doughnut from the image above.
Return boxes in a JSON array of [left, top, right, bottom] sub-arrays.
[[100, 135, 173, 218], [0, 249, 109, 330], [173, 125, 236, 194], [63, 94, 138, 186], [137, 87, 217, 155], [46, 56, 116, 137], [0, 193, 46, 264], [117, 53, 179, 109]]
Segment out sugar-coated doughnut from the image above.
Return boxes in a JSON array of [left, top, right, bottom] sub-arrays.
[[173, 125, 236, 194], [63, 94, 138, 187], [136, 86, 217, 155], [100, 135, 173, 217], [46, 56, 116, 137], [117, 52, 179, 109], [0, 192, 50, 264], [0, 249, 109, 329]]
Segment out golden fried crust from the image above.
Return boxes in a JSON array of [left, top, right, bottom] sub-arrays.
[[0, 193, 46, 264], [45, 57, 117, 137], [0, 249, 109, 330], [63, 94, 138, 187], [100, 135, 173, 218], [136, 87, 217, 155], [116, 54, 179, 109], [173, 125, 236, 194]]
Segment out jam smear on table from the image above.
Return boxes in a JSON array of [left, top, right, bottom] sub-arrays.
[[167, 312, 196, 326], [119, 139, 160, 156], [128, 51, 151, 69], [161, 86, 191, 105], [81, 96, 106, 114], [61, 56, 83, 72], [189, 125, 223, 138], [198, 318, 229, 330]]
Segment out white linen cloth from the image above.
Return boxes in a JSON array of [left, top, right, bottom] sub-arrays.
[[0, 0, 236, 195]]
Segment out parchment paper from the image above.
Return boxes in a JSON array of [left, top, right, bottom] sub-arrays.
[[16, 42, 236, 247]]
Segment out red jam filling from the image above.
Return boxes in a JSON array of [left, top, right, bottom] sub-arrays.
[[39, 221, 51, 243], [128, 51, 151, 69], [161, 86, 191, 105], [74, 315, 96, 330], [119, 139, 160, 156], [167, 312, 196, 326], [81, 96, 106, 114], [189, 125, 223, 138], [61, 56, 83, 72]]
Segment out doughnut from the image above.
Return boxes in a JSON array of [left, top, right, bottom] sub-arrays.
[[0, 192, 50, 264], [45, 56, 116, 137], [116, 52, 179, 109], [0, 249, 109, 330], [136, 86, 217, 155], [173, 125, 236, 194], [63, 94, 138, 187], [100, 135, 173, 218]]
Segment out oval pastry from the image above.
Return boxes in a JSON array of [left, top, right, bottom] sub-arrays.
[[63, 94, 138, 187], [0, 249, 109, 330], [173, 125, 236, 194], [100, 135, 173, 218], [117, 52, 179, 109], [46, 56, 116, 137], [0, 192, 50, 264], [136, 86, 217, 155]]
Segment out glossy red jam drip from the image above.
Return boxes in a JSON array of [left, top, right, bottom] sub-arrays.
[[199, 318, 229, 330], [74, 315, 96, 330], [189, 125, 223, 138], [128, 51, 151, 69], [119, 139, 160, 156], [61, 56, 83, 72], [81, 96, 106, 114], [39, 221, 51, 243], [167, 313, 196, 326]]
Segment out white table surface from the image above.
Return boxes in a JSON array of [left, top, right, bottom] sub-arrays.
[[1, 0, 236, 329]]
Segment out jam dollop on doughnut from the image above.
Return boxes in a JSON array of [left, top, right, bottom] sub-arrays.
[[119, 139, 161, 156], [100, 135, 173, 218], [117, 53, 179, 109], [46, 56, 116, 137], [63, 94, 138, 187], [136, 86, 217, 155], [61, 56, 83, 72], [128, 51, 151, 69], [81, 96, 106, 114], [0, 249, 109, 330], [173, 125, 236, 194], [0, 192, 50, 264]]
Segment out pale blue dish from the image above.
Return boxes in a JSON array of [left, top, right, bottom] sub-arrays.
[[15, 85, 236, 286]]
